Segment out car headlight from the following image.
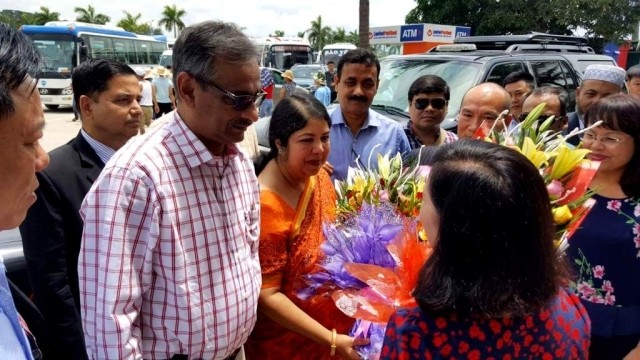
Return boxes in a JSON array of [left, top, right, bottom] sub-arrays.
[[61, 87, 73, 95]]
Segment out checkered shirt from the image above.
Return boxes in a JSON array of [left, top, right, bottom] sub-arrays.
[[260, 68, 274, 89], [78, 112, 261, 360], [404, 121, 458, 149]]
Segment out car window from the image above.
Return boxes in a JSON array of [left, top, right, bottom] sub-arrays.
[[560, 61, 577, 93], [530, 61, 567, 88], [271, 69, 284, 85], [570, 59, 616, 74], [292, 66, 322, 79], [373, 59, 482, 120], [486, 62, 525, 84]]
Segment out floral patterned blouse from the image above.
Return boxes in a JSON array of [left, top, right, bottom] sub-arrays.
[[566, 194, 640, 337], [380, 289, 590, 359]]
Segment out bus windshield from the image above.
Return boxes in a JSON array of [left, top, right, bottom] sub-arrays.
[[26, 33, 76, 75], [321, 48, 350, 65], [270, 45, 313, 70]]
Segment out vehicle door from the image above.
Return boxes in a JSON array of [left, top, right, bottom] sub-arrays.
[[483, 61, 527, 85], [527, 59, 578, 110]]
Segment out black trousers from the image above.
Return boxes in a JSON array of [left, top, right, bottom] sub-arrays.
[[155, 102, 173, 118], [590, 333, 640, 359]]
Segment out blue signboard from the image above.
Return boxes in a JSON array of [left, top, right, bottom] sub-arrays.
[[400, 24, 424, 42], [455, 27, 471, 38]]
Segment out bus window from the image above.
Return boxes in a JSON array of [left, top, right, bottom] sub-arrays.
[[135, 41, 150, 64], [151, 42, 166, 65], [113, 38, 135, 63], [88, 35, 114, 59]]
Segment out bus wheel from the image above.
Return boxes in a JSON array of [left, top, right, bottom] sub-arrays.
[[44, 105, 59, 110]]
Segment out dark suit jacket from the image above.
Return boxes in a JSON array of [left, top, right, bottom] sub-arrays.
[[19, 132, 104, 360], [565, 111, 582, 146]]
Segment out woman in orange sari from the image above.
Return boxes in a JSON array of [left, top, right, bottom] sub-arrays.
[[245, 94, 365, 359]]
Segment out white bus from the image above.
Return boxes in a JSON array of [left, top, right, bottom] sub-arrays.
[[252, 36, 314, 71], [318, 43, 357, 65], [21, 21, 167, 109]]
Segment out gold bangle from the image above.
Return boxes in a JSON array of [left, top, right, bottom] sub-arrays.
[[330, 328, 337, 356]]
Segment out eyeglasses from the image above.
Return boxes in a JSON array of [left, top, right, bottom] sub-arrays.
[[518, 113, 557, 123], [582, 132, 626, 146], [199, 76, 266, 111], [413, 98, 447, 110]]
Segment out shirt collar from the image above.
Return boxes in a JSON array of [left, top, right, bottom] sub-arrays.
[[332, 107, 381, 128], [80, 129, 117, 165], [170, 111, 241, 168], [405, 120, 444, 145]]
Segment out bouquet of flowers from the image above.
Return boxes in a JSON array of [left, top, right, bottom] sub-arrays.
[[300, 153, 432, 359], [473, 103, 600, 251], [334, 152, 429, 223]]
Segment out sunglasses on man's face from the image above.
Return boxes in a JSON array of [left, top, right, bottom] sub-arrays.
[[199, 76, 266, 111], [413, 98, 447, 110], [518, 113, 556, 123]]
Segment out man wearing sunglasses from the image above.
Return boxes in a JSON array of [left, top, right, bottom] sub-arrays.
[[520, 86, 569, 133], [78, 21, 262, 360], [405, 75, 458, 149]]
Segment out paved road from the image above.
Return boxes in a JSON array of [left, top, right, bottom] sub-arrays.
[[42, 106, 82, 152]]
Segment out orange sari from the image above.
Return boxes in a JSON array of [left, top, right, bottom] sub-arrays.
[[245, 170, 353, 360]]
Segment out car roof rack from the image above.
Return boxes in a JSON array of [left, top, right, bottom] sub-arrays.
[[454, 33, 590, 50]]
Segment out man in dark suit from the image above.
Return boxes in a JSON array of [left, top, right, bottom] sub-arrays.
[[565, 64, 625, 146], [19, 58, 142, 359]]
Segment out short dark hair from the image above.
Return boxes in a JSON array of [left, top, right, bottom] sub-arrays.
[[0, 23, 42, 119], [408, 75, 450, 102], [527, 86, 569, 117], [72, 59, 136, 105], [584, 94, 640, 197], [255, 93, 331, 174], [173, 21, 257, 98], [337, 48, 380, 80], [627, 64, 640, 80], [413, 140, 567, 318], [327, 61, 335, 65], [502, 70, 535, 89]]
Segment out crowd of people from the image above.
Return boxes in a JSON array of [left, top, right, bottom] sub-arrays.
[[1, 18, 640, 359]]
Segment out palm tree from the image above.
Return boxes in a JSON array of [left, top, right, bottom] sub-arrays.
[[158, 4, 186, 38], [74, 5, 110, 25], [32, 6, 60, 25], [359, 0, 370, 48], [346, 30, 359, 45], [332, 27, 347, 43], [271, 30, 285, 37], [117, 11, 142, 33], [308, 15, 332, 52]]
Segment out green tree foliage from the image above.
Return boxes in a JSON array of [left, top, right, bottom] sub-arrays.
[[74, 5, 110, 25], [308, 15, 333, 51], [331, 27, 347, 43], [346, 30, 359, 45], [31, 7, 60, 25], [158, 4, 186, 38], [271, 30, 285, 37], [406, 0, 640, 42], [117, 11, 143, 33], [0, 10, 30, 28]]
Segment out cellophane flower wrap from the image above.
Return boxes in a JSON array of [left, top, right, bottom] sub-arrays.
[[473, 103, 600, 252], [299, 154, 432, 359]]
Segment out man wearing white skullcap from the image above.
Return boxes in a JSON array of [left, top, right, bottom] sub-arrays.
[[565, 64, 626, 145]]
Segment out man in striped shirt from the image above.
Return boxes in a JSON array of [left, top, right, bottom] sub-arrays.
[[78, 21, 264, 360]]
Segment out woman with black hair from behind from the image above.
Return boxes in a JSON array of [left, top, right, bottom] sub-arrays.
[[381, 140, 590, 358], [245, 93, 367, 359]]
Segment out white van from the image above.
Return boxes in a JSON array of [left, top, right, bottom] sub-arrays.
[[159, 49, 172, 68], [318, 43, 357, 65]]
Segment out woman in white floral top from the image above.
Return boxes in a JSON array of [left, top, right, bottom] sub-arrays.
[[566, 94, 640, 359]]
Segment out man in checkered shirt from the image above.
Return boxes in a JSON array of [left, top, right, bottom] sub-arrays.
[[78, 21, 264, 360]]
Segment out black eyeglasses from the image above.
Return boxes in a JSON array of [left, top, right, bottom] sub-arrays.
[[518, 113, 557, 123], [413, 98, 447, 110], [199, 76, 266, 111]]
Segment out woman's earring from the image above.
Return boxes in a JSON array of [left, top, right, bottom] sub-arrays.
[[278, 148, 283, 155]]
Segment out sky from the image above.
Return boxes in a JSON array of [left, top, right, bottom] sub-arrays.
[[5, 0, 417, 38]]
